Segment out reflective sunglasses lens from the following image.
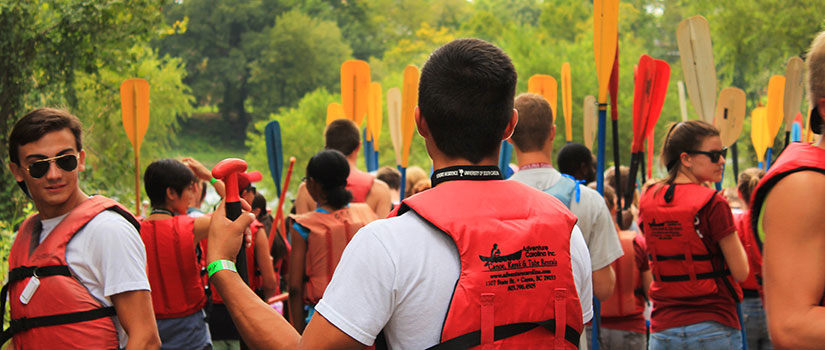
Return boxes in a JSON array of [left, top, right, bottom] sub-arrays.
[[28, 161, 50, 178], [56, 154, 78, 172]]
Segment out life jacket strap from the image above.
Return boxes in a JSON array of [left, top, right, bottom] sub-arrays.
[[426, 317, 581, 350], [0, 306, 116, 345], [655, 269, 731, 282]]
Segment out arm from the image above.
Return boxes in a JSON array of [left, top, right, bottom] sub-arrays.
[[111, 290, 161, 349], [295, 183, 315, 214], [762, 171, 825, 349], [592, 265, 615, 301], [366, 180, 392, 218], [641, 270, 653, 299], [288, 225, 308, 332], [718, 232, 749, 282], [255, 227, 278, 299], [193, 215, 211, 242], [182, 157, 225, 198]]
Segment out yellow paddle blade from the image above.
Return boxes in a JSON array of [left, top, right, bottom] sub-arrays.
[[677, 81, 689, 121], [561, 62, 573, 142], [367, 82, 383, 149], [751, 106, 769, 163], [387, 87, 402, 166], [677, 16, 717, 123], [120, 78, 150, 152], [766, 75, 785, 144], [593, 0, 619, 103], [528, 74, 558, 121], [784, 57, 805, 130], [341, 60, 371, 125], [583, 95, 597, 150], [326, 102, 346, 125], [714, 87, 746, 147], [401, 65, 419, 168]]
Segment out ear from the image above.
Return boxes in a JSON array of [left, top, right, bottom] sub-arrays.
[[818, 97, 825, 119], [8, 162, 24, 182], [549, 123, 556, 142], [165, 187, 179, 204], [415, 106, 430, 139], [77, 149, 86, 172], [502, 109, 519, 141], [679, 151, 692, 168]]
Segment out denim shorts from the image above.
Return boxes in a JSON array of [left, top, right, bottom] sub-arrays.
[[650, 321, 742, 350]]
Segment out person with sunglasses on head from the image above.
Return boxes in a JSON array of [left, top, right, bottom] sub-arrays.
[[638, 120, 748, 349], [4, 108, 160, 349], [751, 30, 825, 349]]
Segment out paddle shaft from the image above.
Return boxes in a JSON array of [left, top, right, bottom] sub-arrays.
[[611, 118, 621, 224], [399, 166, 407, 200], [226, 200, 249, 284], [132, 87, 141, 216], [624, 152, 641, 210], [731, 143, 739, 181], [271, 157, 296, 249], [597, 105, 607, 193], [784, 131, 790, 150]]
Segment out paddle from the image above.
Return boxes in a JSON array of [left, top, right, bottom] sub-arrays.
[[783, 57, 804, 148], [792, 113, 803, 143], [646, 130, 654, 180], [264, 121, 284, 196], [584, 95, 597, 150], [498, 141, 514, 179], [751, 107, 769, 169], [713, 87, 746, 183], [270, 157, 296, 250], [677, 81, 689, 121], [212, 158, 250, 284], [120, 78, 150, 216], [626, 55, 669, 210], [341, 60, 371, 125], [399, 65, 419, 200], [609, 48, 621, 222], [528, 74, 559, 120], [365, 82, 383, 172], [562, 63, 573, 143], [326, 102, 346, 125], [593, 0, 618, 347], [677, 15, 717, 123], [387, 87, 402, 167], [766, 75, 785, 168]]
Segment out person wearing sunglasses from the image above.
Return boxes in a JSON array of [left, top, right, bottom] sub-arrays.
[[638, 120, 748, 349], [5, 108, 160, 349]]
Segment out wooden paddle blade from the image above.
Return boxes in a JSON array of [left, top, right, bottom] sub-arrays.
[[677, 15, 717, 123], [264, 121, 284, 196], [326, 102, 346, 125], [784, 56, 804, 130], [645, 59, 670, 140], [766, 75, 786, 143], [528, 74, 558, 120], [387, 87, 402, 166], [632, 55, 656, 153], [341, 60, 371, 125], [562, 62, 573, 142], [593, 0, 619, 103], [401, 65, 419, 168], [751, 106, 769, 162], [609, 49, 619, 122], [584, 95, 597, 150], [120, 78, 150, 151], [714, 87, 746, 147], [677, 80, 689, 121], [367, 82, 383, 149]]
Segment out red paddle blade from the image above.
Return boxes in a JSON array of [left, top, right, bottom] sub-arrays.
[[647, 130, 655, 179], [645, 58, 671, 139], [632, 55, 656, 153], [609, 47, 619, 121]]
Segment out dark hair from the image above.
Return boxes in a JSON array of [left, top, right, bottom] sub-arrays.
[[419, 38, 517, 163], [9, 108, 83, 164], [660, 120, 719, 184], [306, 150, 352, 210], [512, 93, 553, 152], [376, 166, 401, 190], [738, 167, 766, 205], [199, 181, 208, 202], [557, 143, 593, 176], [807, 31, 825, 133], [325, 119, 360, 156], [144, 159, 197, 208], [251, 192, 267, 215]]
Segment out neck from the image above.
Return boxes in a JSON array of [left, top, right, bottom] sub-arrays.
[[514, 150, 553, 167], [673, 169, 701, 184], [431, 156, 498, 171], [36, 188, 88, 220], [346, 153, 360, 171]]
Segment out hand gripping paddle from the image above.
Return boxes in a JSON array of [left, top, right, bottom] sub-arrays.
[[212, 158, 250, 284]]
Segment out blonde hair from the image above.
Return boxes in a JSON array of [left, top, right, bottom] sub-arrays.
[[807, 31, 825, 107], [405, 166, 428, 197], [737, 167, 766, 205]]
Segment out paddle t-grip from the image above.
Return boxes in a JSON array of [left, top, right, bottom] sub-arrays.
[[212, 158, 249, 284]]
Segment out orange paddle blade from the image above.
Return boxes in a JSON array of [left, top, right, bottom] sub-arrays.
[[561, 63, 573, 142], [120, 78, 150, 151], [784, 56, 804, 130], [766, 75, 785, 143], [528, 74, 558, 121], [751, 106, 769, 163], [713, 87, 746, 147], [367, 82, 383, 149], [387, 87, 402, 166], [341, 60, 371, 125], [677, 16, 717, 122], [583, 95, 597, 150], [326, 102, 346, 125], [401, 65, 419, 168], [593, 0, 619, 103]]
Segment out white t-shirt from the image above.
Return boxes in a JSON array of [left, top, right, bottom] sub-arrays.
[[509, 167, 624, 270], [315, 211, 592, 349], [39, 209, 150, 348]]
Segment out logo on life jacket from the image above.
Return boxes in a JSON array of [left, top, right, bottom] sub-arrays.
[[647, 219, 682, 240], [479, 244, 522, 266]]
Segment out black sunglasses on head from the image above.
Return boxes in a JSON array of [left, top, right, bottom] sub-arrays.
[[27, 153, 78, 178], [685, 148, 727, 163]]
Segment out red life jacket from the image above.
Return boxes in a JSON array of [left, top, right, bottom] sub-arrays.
[[392, 180, 583, 349], [140, 215, 207, 318], [205, 220, 263, 304], [600, 230, 644, 318], [733, 211, 762, 295], [289, 203, 377, 304], [1, 196, 138, 349], [640, 183, 741, 301], [347, 168, 374, 203]]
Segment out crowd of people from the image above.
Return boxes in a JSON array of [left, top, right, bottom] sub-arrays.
[[4, 31, 825, 349]]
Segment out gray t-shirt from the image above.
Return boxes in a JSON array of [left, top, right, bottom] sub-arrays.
[[509, 167, 624, 270]]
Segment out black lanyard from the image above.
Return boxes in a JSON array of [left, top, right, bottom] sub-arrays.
[[151, 208, 176, 216], [430, 165, 503, 187]]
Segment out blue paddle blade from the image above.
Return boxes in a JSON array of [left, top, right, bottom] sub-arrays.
[[265, 121, 284, 196], [792, 123, 802, 142], [363, 128, 378, 172], [498, 141, 514, 179]]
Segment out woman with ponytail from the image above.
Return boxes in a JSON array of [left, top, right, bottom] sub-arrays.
[[639, 120, 749, 349], [286, 150, 378, 332]]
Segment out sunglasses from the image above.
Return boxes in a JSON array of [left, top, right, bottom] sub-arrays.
[[685, 148, 727, 163], [27, 154, 78, 178]]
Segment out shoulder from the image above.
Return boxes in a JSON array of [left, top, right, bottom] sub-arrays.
[[77, 210, 144, 251]]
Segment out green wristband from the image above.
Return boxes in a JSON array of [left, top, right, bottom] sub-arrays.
[[207, 259, 237, 278], [210, 177, 218, 184]]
